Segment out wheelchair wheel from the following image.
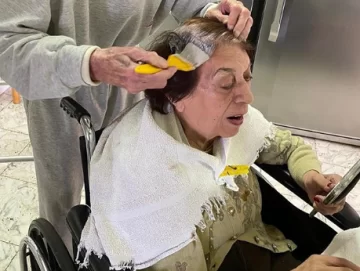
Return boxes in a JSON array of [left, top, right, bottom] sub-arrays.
[[27, 218, 76, 271]]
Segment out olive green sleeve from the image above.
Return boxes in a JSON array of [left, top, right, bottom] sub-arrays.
[[256, 128, 322, 187]]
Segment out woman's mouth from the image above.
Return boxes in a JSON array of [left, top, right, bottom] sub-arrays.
[[227, 115, 244, 126]]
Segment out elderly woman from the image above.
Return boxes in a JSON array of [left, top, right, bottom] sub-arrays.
[[78, 18, 360, 271]]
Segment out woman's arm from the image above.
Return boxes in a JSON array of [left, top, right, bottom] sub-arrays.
[[256, 128, 322, 188]]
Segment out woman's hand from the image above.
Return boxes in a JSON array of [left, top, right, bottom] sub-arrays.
[[303, 170, 345, 215], [89, 46, 177, 94], [204, 0, 253, 40], [293, 255, 360, 271]]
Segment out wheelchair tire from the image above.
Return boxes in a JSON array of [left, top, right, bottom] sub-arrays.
[[28, 218, 77, 271]]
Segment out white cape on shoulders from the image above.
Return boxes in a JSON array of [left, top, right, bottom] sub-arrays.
[[77, 99, 274, 270]]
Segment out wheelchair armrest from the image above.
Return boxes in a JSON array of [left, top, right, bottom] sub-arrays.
[[256, 163, 360, 230]]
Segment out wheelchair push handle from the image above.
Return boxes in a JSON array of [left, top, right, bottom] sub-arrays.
[[60, 97, 91, 123]]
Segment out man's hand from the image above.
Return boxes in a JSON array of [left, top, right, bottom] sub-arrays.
[[303, 170, 345, 215], [89, 47, 177, 94], [205, 0, 253, 40]]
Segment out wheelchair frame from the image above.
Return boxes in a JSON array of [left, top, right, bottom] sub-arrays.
[[18, 97, 360, 271], [18, 97, 97, 271]]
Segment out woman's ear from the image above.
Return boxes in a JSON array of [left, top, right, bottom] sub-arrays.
[[166, 93, 185, 113], [173, 100, 185, 113]]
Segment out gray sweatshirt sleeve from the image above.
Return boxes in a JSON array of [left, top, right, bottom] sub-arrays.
[[0, 1, 93, 100], [169, 0, 220, 23]]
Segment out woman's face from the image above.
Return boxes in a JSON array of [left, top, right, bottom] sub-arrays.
[[174, 44, 254, 141]]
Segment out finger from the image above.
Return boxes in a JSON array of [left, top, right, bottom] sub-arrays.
[[325, 268, 353, 271], [159, 66, 177, 78], [140, 51, 169, 69], [326, 268, 353, 271], [210, 10, 229, 24], [134, 67, 177, 90], [314, 195, 326, 203], [313, 199, 342, 215], [315, 205, 339, 216], [132, 66, 176, 81], [325, 174, 342, 187], [334, 198, 346, 207], [317, 205, 345, 215], [114, 53, 134, 68], [114, 75, 145, 93], [312, 255, 360, 270], [326, 256, 360, 270], [143, 66, 177, 81], [325, 200, 345, 211], [225, 2, 242, 30], [114, 67, 176, 93], [238, 17, 253, 40], [128, 49, 168, 69], [313, 204, 337, 215], [327, 182, 337, 190], [324, 174, 342, 181], [233, 9, 251, 38], [313, 174, 334, 193], [315, 192, 346, 208], [313, 195, 340, 208]]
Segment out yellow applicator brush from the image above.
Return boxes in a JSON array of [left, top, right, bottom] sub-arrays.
[[135, 43, 210, 74]]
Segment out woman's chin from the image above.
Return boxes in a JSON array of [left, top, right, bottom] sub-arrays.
[[220, 125, 242, 138], [218, 117, 245, 138]]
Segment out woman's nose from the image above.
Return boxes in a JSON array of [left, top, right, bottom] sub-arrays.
[[234, 84, 254, 104]]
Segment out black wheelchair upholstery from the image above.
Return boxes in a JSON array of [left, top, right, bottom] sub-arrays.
[[258, 164, 360, 230], [67, 205, 112, 270]]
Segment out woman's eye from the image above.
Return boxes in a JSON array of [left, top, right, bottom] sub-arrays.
[[245, 76, 253, 82], [221, 83, 234, 90], [214, 72, 236, 90], [220, 77, 236, 90]]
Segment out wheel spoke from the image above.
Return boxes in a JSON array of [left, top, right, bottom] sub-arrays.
[[27, 218, 77, 271], [29, 251, 41, 271]]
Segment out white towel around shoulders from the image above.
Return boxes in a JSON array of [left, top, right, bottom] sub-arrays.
[[77, 99, 275, 270]]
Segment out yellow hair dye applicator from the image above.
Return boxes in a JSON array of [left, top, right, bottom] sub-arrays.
[[135, 43, 210, 74]]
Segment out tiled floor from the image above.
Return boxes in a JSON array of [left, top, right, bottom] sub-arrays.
[[0, 86, 360, 270], [0, 86, 37, 271]]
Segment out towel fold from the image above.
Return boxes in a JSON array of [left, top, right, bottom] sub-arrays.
[[322, 227, 360, 265]]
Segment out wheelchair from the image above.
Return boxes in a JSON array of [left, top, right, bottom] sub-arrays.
[[19, 97, 360, 271]]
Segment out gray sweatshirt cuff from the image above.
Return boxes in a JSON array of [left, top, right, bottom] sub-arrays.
[[199, 2, 219, 17], [57, 44, 98, 88], [81, 46, 101, 86]]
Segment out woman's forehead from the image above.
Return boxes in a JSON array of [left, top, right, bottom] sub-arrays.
[[202, 45, 250, 74]]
